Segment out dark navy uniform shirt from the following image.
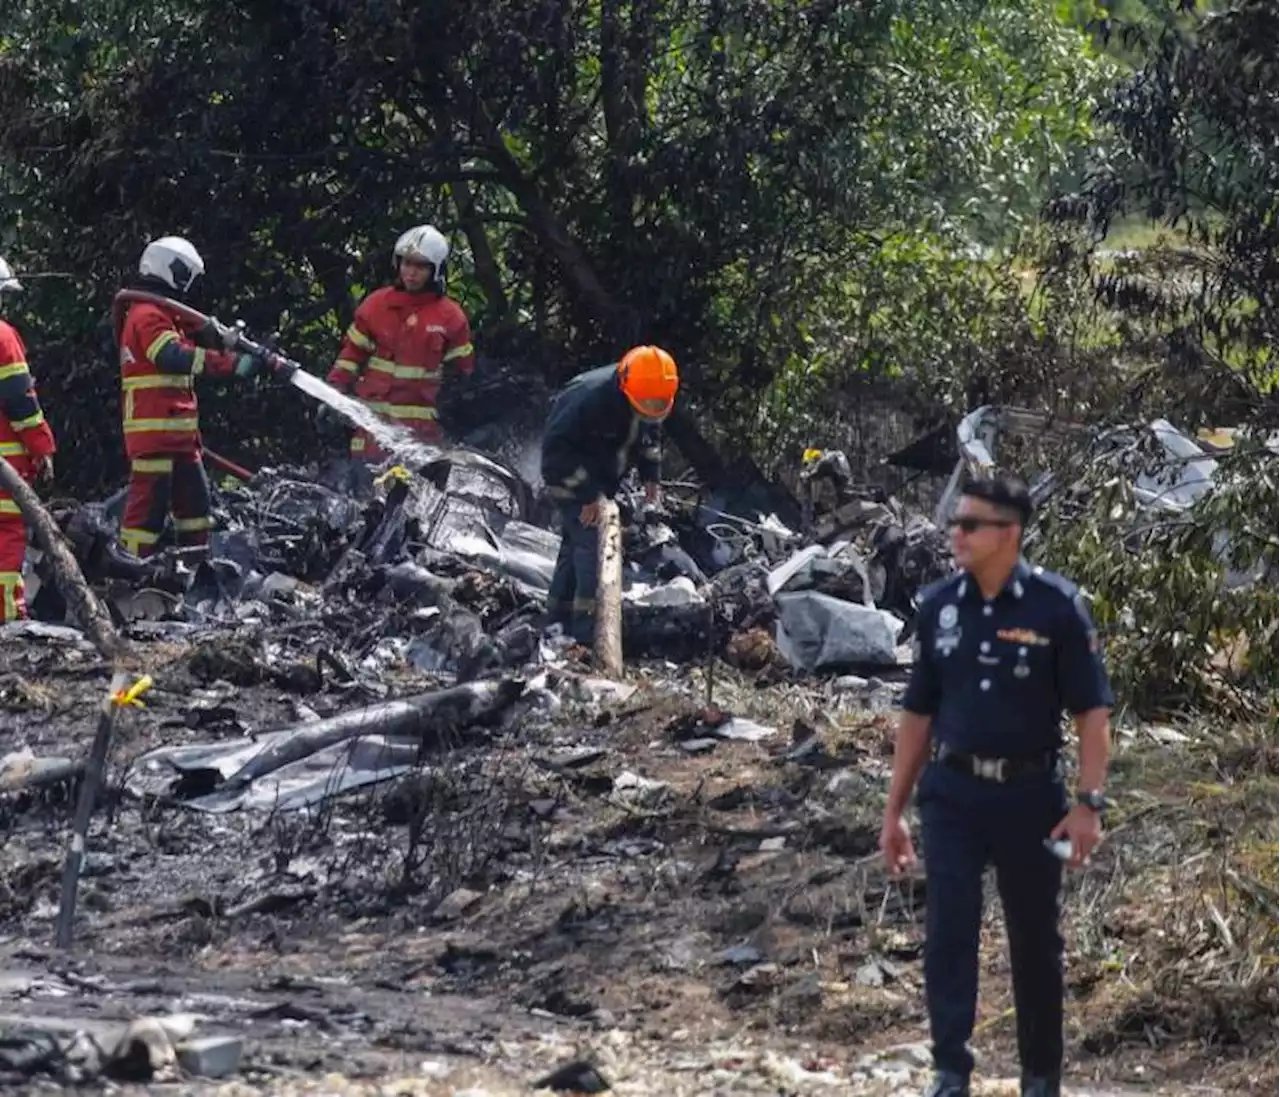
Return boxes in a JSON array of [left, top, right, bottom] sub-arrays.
[[902, 559, 1114, 756]]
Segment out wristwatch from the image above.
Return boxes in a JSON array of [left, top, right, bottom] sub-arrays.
[[1076, 789, 1108, 812]]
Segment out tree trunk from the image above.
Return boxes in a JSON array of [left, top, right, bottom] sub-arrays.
[[0, 457, 124, 662], [594, 498, 623, 677], [451, 173, 509, 320]]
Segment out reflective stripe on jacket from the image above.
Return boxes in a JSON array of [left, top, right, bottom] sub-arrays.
[[116, 297, 236, 458], [0, 320, 56, 499], [540, 364, 661, 506], [325, 287, 473, 456]]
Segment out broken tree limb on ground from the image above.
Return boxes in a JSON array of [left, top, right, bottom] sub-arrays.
[[594, 498, 623, 677], [0, 754, 83, 794], [223, 677, 526, 790], [0, 456, 125, 662]]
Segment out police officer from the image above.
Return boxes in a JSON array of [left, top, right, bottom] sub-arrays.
[[879, 475, 1113, 1097]]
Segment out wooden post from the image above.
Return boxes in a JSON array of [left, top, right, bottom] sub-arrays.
[[0, 455, 125, 662], [594, 498, 623, 677], [55, 672, 128, 949], [0, 457, 136, 949]]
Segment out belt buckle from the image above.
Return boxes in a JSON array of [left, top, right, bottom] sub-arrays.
[[974, 756, 1007, 782]]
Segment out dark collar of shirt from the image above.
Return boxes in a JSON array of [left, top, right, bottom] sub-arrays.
[[954, 558, 1032, 607]]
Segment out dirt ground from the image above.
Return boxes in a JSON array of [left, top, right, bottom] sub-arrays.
[[0, 626, 1275, 1096]]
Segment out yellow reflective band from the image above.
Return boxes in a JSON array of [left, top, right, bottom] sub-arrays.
[[173, 516, 212, 532], [366, 357, 441, 381], [0, 500, 19, 516], [131, 457, 175, 474], [0, 361, 30, 381], [369, 402, 437, 421], [346, 324, 375, 351], [0, 442, 25, 456], [146, 330, 179, 362], [350, 436, 367, 452], [192, 347, 206, 376], [333, 358, 360, 374], [442, 343, 473, 362], [0, 571, 20, 622], [120, 527, 161, 549], [122, 374, 192, 390], [124, 417, 200, 433], [11, 411, 44, 431]]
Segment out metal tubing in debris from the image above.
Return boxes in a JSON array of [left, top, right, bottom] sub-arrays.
[[55, 672, 129, 950], [223, 678, 525, 789], [594, 498, 623, 678], [204, 448, 255, 482]]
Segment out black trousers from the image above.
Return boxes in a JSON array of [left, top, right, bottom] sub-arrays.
[[546, 503, 599, 644], [918, 761, 1067, 1080]]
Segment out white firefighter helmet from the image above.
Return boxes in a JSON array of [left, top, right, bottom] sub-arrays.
[[393, 224, 449, 292], [0, 257, 21, 295], [138, 236, 205, 293]]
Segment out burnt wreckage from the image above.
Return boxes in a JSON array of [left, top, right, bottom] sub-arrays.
[[25, 432, 949, 680]]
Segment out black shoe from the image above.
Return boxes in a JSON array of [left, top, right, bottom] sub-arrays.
[[1021, 1076, 1061, 1097], [925, 1071, 970, 1097]]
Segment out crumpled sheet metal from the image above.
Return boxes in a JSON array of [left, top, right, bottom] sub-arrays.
[[130, 732, 424, 813], [774, 591, 903, 670]]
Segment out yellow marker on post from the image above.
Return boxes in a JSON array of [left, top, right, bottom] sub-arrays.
[[59, 671, 153, 949], [112, 674, 154, 709], [374, 465, 412, 487]]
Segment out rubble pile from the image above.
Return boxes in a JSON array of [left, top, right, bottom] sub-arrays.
[[0, 434, 1271, 1096], [24, 443, 949, 685]]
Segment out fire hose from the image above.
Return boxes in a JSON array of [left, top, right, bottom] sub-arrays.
[[113, 289, 313, 485], [112, 288, 302, 382]]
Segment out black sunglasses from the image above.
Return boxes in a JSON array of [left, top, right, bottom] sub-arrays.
[[948, 517, 1015, 533]]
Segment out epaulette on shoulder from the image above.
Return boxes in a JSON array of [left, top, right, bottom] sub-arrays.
[[915, 571, 963, 609], [1026, 564, 1080, 602]]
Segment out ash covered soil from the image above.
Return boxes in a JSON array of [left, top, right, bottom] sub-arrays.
[[1, 626, 1273, 1096]]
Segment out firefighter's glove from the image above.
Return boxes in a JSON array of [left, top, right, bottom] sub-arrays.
[[195, 317, 240, 351], [34, 456, 54, 489], [233, 354, 264, 380]]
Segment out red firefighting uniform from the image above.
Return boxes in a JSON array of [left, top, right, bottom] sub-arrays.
[[115, 298, 238, 558], [0, 320, 56, 620], [325, 287, 474, 459]]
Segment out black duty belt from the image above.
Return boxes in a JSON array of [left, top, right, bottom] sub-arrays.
[[935, 743, 1057, 784]]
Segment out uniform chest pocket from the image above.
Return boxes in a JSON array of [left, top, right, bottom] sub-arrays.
[[997, 638, 1053, 686], [393, 324, 446, 371]]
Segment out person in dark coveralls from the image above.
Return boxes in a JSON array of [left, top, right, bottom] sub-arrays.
[[880, 476, 1113, 1097], [539, 346, 679, 644]]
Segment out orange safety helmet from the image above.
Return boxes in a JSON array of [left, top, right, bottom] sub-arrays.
[[617, 345, 679, 420]]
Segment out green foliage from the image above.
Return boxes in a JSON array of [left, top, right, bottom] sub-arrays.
[[0, 0, 1107, 493], [1052, 0, 1278, 427], [1035, 428, 1278, 717]]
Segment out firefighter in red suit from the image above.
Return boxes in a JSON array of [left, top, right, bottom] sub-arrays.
[[115, 236, 270, 558], [0, 257, 56, 621], [323, 225, 474, 459]]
